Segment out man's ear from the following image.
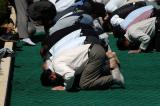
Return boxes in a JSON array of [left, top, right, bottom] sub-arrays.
[[49, 72, 57, 80]]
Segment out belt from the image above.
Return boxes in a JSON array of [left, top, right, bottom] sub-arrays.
[[88, 43, 94, 57]]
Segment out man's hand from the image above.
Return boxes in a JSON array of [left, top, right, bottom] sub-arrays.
[[52, 86, 65, 91], [128, 49, 141, 54]]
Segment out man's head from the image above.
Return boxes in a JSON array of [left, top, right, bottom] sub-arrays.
[[90, 1, 106, 18], [40, 62, 64, 86], [28, 1, 57, 26], [40, 69, 64, 86], [116, 37, 130, 50], [116, 37, 140, 50]]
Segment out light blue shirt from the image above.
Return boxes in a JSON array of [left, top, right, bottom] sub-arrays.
[[120, 5, 154, 30]]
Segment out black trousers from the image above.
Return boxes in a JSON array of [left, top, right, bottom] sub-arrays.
[[145, 18, 160, 52], [154, 17, 160, 52]]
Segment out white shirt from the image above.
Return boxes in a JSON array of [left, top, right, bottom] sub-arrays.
[[105, 0, 127, 13], [49, 16, 80, 35], [50, 36, 86, 59], [51, 44, 91, 90], [49, 0, 76, 12], [110, 15, 124, 27], [124, 17, 156, 50], [93, 0, 110, 5], [49, 29, 82, 56]]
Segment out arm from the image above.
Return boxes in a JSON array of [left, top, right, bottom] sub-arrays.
[[127, 27, 151, 53], [53, 61, 75, 90], [128, 49, 141, 54], [128, 35, 150, 54], [63, 71, 75, 90], [139, 35, 150, 51]]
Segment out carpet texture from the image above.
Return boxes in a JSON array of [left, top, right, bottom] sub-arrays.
[[10, 35, 160, 106]]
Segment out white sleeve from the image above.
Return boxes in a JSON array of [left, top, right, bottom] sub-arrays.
[[54, 0, 75, 12], [53, 61, 75, 90], [139, 35, 150, 50], [63, 71, 75, 90], [105, 2, 118, 13], [48, 0, 56, 5], [127, 29, 151, 50]]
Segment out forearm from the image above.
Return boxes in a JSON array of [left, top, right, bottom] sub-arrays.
[[64, 72, 75, 90], [128, 49, 141, 54]]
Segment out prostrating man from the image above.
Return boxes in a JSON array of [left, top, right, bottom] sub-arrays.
[[116, 17, 160, 53], [41, 44, 124, 91]]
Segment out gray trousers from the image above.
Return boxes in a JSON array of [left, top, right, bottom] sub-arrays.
[[79, 44, 113, 90], [15, 0, 36, 38]]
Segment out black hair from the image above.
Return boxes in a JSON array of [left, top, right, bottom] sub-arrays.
[[102, 20, 112, 32], [116, 37, 129, 50], [129, 42, 140, 50], [155, 0, 160, 5], [28, 1, 57, 22], [81, 0, 106, 18], [117, 37, 140, 50], [40, 69, 64, 87], [155, 9, 160, 18], [90, 1, 106, 18], [0, 0, 10, 26]]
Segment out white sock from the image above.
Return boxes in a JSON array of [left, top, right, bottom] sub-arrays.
[[111, 68, 124, 84], [22, 38, 36, 45]]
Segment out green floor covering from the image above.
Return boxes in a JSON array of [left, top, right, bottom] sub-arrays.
[[10, 36, 160, 106]]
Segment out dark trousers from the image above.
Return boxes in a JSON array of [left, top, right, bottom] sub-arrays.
[[79, 44, 113, 90], [14, 0, 36, 38], [154, 17, 160, 52], [145, 18, 160, 52]]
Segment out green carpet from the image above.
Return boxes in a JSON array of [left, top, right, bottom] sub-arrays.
[[10, 36, 160, 106]]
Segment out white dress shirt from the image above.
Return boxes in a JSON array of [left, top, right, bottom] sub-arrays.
[[50, 36, 86, 59], [105, 0, 127, 13], [49, 16, 80, 35], [110, 15, 124, 27], [93, 0, 110, 5], [49, 0, 76, 12], [51, 44, 91, 90]]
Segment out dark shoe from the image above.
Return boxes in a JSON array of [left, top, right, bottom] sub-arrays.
[[0, 48, 15, 59], [0, 33, 19, 42]]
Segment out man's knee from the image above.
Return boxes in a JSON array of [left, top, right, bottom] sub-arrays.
[[28, 22, 36, 35], [79, 83, 86, 89], [91, 44, 106, 58], [79, 80, 90, 90]]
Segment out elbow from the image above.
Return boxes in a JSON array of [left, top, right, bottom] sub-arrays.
[[140, 37, 151, 50]]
